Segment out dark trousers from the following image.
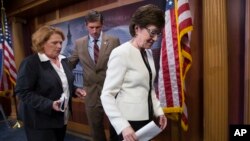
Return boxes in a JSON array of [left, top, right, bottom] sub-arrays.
[[109, 120, 151, 141], [86, 105, 107, 141], [24, 125, 67, 141]]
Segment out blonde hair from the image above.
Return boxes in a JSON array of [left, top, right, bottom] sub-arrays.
[[31, 26, 65, 53]]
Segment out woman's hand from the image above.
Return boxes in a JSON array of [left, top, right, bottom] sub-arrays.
[[158, 115, 167, 129], [122, 126, 137, 141], [52, 99, 61, 111]]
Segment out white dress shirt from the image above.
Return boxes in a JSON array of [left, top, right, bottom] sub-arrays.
[[38, 53, 70, 124]]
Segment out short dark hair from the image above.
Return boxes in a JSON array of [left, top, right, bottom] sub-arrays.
[[85, 10, 104, 24], [129, 4, 165, 37]]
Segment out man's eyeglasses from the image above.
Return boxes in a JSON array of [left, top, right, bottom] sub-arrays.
[[145, 27, 162, 37]]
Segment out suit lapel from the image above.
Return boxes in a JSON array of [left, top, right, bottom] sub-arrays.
[[61, 59, 73, 91], [42, 61, 62, 87], [81, 34, 111, 68], [81, 36, 96, 68]]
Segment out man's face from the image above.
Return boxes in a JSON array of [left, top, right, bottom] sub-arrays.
[[86, 21, 102, 39]]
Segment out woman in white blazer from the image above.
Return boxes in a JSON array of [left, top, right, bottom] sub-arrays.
[[101, 4, 167, 141]]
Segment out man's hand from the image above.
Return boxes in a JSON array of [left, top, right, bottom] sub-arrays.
[[75, 88, 87, 99]]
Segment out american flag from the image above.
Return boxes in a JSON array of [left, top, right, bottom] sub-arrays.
[[0, 6, 17, 97], [158, 0, 193, 131]]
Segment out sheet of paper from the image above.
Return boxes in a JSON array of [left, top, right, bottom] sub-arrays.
[[135, 121, 163, 141]]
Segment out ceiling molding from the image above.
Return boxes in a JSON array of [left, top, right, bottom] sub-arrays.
[[5, 0, 85, 18], [7, 0, 49, 17]]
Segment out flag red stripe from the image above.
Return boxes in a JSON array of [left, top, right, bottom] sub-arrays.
[[3, 43, 15, 58], [3, 40, 17, 83], [0, 7, 17, 94], [171, 7, 183, 107], [158, 0, 193, 131], [178, 3, 190, 15], [179, 18, 192, 32], [166, 7, 179, 107], [161, 32, 173, 107]]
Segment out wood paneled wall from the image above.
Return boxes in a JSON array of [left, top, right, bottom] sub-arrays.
[[244, 0, 250, 124], [227, 0, 246, 125], [203, 0, 228, 140], [184, 0, 203, 140], [35, 0, 117, 26]]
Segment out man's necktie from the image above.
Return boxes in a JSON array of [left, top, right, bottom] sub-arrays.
[[140, 49, 154, 120], [94, 39, 99, 64]]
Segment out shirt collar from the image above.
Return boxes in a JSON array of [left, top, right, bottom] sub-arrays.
[[38, 53, 66, 62], [89, 32, 102, 42]]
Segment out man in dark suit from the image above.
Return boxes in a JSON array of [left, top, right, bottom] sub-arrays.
[[68, 10, 120, 141]]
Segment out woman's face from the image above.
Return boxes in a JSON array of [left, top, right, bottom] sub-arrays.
[[136, 25, 161, 49], [43, 33, 63, 59]]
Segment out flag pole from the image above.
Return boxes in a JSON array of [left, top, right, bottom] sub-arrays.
[[1, 0, 6, 37]]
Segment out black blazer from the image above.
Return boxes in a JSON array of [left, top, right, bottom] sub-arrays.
[[15, 54, 75, 129]]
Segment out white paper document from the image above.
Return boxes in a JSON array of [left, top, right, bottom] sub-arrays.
[[135, 121, 163, 141]]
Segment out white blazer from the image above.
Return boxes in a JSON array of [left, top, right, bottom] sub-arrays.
[[101, 41, 164, 134]]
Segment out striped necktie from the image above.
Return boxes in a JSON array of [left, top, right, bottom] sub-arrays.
[[94, 39, 99, 64]]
